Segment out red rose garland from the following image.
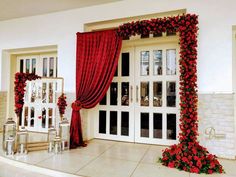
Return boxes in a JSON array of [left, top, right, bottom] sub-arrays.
[[57, 93, 67, 116], [14, 72, 41, 117], [117, 14, 224, 174]]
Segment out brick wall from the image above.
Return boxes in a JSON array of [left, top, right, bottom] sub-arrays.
[[0, 92, 7, 132], [198, 93, 236, 159]]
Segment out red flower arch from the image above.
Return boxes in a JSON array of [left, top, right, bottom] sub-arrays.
[[14, 72, 41, 117], [117, 14, 224, 174]]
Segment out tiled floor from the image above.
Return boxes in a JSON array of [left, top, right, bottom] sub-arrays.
[[0, 161, 51, 177], [1, 139, 236, 177]]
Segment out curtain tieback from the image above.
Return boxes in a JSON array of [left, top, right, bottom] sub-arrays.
[[71, 100, 83, 111]]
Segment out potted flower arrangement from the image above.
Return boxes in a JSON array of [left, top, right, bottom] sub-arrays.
[[57, 93, 67, 120]]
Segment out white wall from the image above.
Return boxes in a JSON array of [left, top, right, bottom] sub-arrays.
[[0, 0, 236, 93]]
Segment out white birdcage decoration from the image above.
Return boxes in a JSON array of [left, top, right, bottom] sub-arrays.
[[3, 118, 16, 151], [59, 118, 70, 150], [16, 126, 28, 154], [47, 126, 57, 153]]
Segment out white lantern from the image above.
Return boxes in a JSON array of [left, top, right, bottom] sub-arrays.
[[53, 135, 62, 154], [59, 118, 70, 150], [5, 135, 15, 156], [47, 126, 57, 153], [3, 118, 16, 151]]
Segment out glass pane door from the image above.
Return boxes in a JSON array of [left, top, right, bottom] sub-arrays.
[[135, 43, 179, 145], [17, 53, 57, 77], [40, 54, 57, 77], [96, 49, 135, 142], [18, 55, 38, 74]]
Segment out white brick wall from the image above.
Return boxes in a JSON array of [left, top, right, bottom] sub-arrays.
[[198, 94, 236, 159], [0, 92, 7, 132]]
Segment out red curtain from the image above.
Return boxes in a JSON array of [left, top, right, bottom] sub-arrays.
[[70, 29, 122, 148]]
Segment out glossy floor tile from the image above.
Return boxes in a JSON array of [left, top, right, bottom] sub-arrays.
[[88, 139, 117, 145], [131, 163, 189, 177], [100, 142, 149, 162], [0, 162, 50, 177], [219, 159, 236, 176], [37, 152, 96, 173], [0, 139, 235, 177], [14, 150, 54, 164], [141, 145, 165, 164], [77, 156, 138, 177], [69, 140, 114, 156]]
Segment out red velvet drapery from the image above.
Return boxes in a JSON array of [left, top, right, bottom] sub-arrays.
[[70, 30, 122, 148]]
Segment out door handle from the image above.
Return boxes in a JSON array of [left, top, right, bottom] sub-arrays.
[[130, 86, 133, 103], [136, 85, 139, 103]]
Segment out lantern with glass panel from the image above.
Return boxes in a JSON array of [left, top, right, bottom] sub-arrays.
[[47, 126, 57, 153], [59, 118, 70, 151], [5, 135, 15, 156], [16, 126, 28, 154], [3, 118, 16, 151], [53, 135, 62, 154]]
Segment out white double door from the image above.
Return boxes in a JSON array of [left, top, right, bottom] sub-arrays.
[[95, 42, 179, 145]]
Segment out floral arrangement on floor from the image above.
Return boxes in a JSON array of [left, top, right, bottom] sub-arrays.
[[117, 14, 224, 174], [14, 72, 41, 117], [57, 93, 67, 117]]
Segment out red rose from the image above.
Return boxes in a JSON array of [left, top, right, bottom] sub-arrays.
[[196, 160, 202, 168], [219, 167, 223, 173], [210, 161, 215, 169], [208, 170, 213, 174], [168, 162, 175, 168], [182, 157, 188, 163], [176, 155, 181, 160], [193, 156, 199, 161], [190, 167, 199, 173]]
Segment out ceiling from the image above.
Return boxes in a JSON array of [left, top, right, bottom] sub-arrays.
[[0, 0, 121, 21]]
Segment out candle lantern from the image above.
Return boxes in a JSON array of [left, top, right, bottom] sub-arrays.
[[53, 135, 62, 154], [47, 126, 57, 153], [59, 118, 70, 150], [3, 118, 16, 151], [5, 135, 15, 156], [16, 126, 28, 154]]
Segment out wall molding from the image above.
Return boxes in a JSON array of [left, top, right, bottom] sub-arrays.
[[84, 9, 186, 32]]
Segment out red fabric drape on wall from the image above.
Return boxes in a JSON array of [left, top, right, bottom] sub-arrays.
[[70, 30, 122, 148]]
